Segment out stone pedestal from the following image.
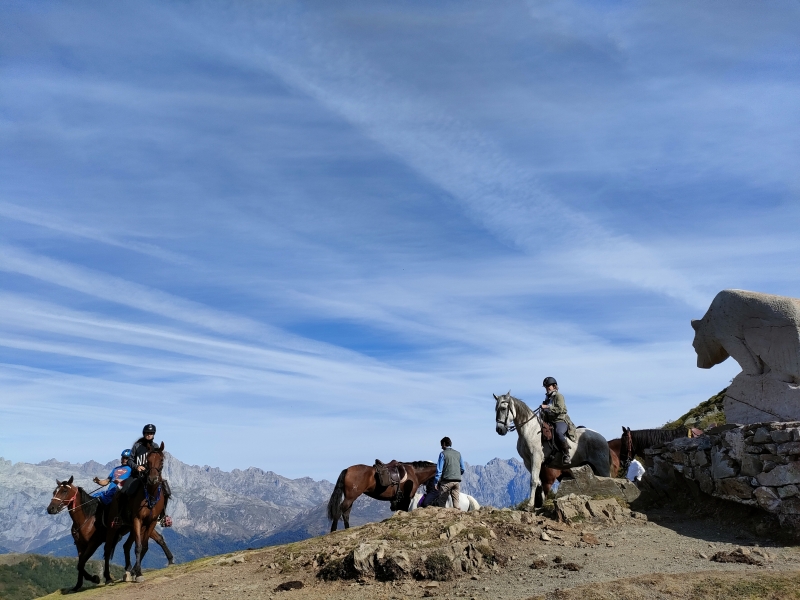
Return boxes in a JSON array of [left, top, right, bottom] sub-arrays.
[[724, 373, 800, 425]]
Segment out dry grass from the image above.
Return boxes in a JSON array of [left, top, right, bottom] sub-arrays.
[[533, 570, 800, 600]]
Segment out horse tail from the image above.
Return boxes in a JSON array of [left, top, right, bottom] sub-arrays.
[[327, 468, 348, 523], [468, 495, 480, 511]]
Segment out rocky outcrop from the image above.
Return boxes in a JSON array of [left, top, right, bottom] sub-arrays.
[[644, 422, 800, 532], [554, 465, 640, 504]]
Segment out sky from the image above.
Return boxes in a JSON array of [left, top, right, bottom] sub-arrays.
[[1, 0, 798, 479]]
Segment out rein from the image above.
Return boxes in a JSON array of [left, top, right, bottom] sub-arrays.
[[497, 398, 540, 432]]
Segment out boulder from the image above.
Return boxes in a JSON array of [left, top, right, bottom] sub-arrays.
[[711, 449, 738, 479], [715, 476, 754, 500], [554, 465, 640, 503], [351, 542, 389, 576], [554, 494, 590, 522], [754, 486, 781, 512], [756, 462, 800, 487]]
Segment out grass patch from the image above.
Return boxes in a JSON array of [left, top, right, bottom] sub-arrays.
[[663, 388, 727, 430], [422, 553, 454, 581]]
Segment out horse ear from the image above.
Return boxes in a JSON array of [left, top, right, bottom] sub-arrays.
[[159, 442, 165, 451], [621, 426, 626, 433], [56, 478, 61, 486], [493, 393, 498, 401], [507, 390, 511, 395], [67, 475, 74, 485]]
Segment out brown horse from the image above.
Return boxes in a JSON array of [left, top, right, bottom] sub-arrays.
[[47, 476, 174, 589], [620, 426, 687, 468], [47, 477, 104, 591], [104, 443, 167, 582], [327, 461, 438, 531]]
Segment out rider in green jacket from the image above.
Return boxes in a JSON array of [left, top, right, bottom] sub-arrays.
[[540, 377, 576, 465]]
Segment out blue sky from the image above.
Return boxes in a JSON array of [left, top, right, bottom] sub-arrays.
[[1, 0, 798, 479]]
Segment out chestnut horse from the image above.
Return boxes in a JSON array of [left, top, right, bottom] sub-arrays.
[[327, 461, 438, 531], [47, 476, 174, 590], [104, 443, 167, 582]]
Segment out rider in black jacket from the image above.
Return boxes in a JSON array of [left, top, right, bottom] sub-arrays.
[[123, 424, 172, 521]]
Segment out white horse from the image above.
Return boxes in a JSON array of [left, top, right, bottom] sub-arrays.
[[409, 489, 480, 511], [493, 392, 611, 508]]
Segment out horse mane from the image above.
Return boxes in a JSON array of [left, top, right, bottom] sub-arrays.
[[630, 428, 685, 450], [78, 487, 100, 518], [403, 461, 435, 468], [509, 395, 534, 423]]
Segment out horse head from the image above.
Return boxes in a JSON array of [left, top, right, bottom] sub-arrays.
[[494, 392, 515, 436], [620, 427, 633, 468], [146, 442, 165, 487], [48, 476, 76, 515]]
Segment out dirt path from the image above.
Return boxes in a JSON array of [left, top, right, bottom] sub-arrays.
[[39, 506, 800, 600]]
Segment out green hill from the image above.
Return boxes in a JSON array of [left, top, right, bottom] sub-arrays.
[[663, 388, 727, 431], [0, 555, 124, 600]]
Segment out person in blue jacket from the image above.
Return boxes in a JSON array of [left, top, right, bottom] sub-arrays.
[[433, 436, 465, 508], [91, 449, 132, 505]]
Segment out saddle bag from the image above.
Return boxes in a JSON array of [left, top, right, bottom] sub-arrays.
[[540, 420, 554, 442], [374, 461, 392, 487]]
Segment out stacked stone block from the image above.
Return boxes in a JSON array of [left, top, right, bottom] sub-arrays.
[[645, 422, 800, 531]]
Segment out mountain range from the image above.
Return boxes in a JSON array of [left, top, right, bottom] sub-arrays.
[[0, 454, 530, 567]]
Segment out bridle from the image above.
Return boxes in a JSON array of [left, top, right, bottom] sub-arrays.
[[621, 429, 633, 469], [50, 485, 79, 514], [496, 397, 540, 432]]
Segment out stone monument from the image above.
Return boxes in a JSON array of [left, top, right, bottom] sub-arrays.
[[692, 289, 800, 424]]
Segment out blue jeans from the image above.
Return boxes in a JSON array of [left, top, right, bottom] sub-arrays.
[[91, 485, 118, 505]]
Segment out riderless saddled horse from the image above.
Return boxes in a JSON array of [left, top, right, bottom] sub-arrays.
[[494, 392, 612, 508], [47, 476, 173, 591], [327, 460, 438, 531], [103, 443, 168, 583]]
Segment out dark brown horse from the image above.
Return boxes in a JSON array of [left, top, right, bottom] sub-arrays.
[[620, 427, 687, 468], [47, 477, 104, 591], [47, 476, 174, 590], [104, 443, 167, 582], [327, 461, 438, 531]]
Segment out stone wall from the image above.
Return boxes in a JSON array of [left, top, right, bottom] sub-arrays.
[[644, 422, 800, 531]]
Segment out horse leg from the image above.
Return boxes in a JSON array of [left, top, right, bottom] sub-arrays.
[[341, 498, 354, 529], [132, 519, 145, 580], [150, 529, 174, 565], [123, 531, 134, 577], [103, 529, 122, 584], [79, 535, 103, 586]]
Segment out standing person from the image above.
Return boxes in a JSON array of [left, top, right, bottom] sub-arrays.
[[433, 437, 464, 508], [91, 449, 132, 505], [540, 377, 576, 466]]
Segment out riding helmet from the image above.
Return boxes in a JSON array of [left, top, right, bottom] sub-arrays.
[[121, 449, 132, 458], [142, 423, 157, 435], [542, 376, 558, 388]]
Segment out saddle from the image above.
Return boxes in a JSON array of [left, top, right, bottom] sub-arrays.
[[540, 420, 554, 442], [374, 459, 408, 488]]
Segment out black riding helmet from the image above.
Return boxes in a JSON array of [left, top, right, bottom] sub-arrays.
[[142, 423, 156, 436], [542, 376, 557, 388]]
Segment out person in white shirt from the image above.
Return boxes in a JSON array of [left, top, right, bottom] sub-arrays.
[[626, 458, 645, 482]]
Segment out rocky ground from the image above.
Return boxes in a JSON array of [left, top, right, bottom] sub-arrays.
[[37, 497, 800, 600]]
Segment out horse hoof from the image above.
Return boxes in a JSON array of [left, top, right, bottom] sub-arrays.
[[123, 572, 132, 582], [168, 559, 175, 565], [135, 576, 145, 583], [91, 575, 101, 584]]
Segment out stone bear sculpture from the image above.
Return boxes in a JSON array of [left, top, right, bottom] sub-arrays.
[[692, 289, 800, 384]]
